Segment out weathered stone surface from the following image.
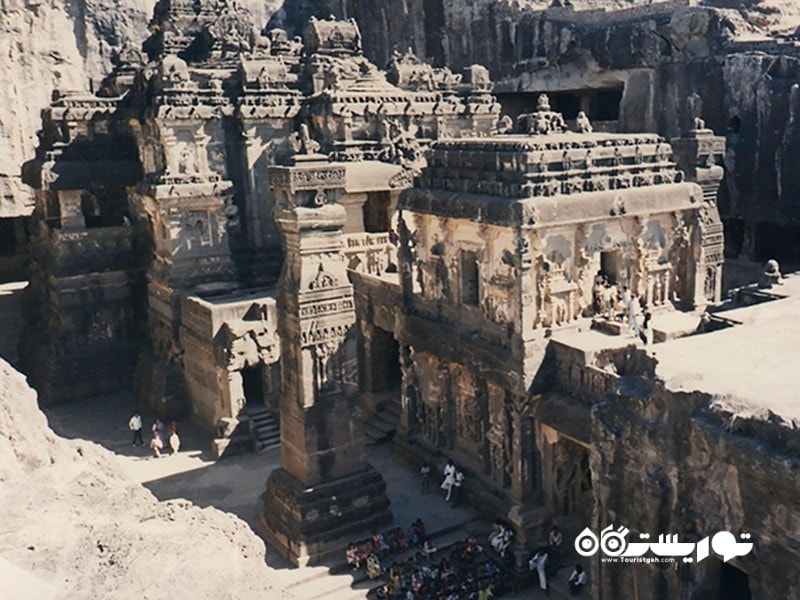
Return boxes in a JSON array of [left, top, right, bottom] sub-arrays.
[[0, 357, 292, 598]]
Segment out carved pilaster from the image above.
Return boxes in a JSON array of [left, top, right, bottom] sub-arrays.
[[259, 158, 391, 566], [671, 120, 726, 309]]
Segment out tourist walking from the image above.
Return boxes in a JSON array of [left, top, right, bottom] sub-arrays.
[[441, 459, 456, 502], [152, 418, 166, 446], [451, 467, 465, 508], [128, 412, 143, 446], [169, 430, 181, 455], [420, 461, 432, 494], [529, 549, 549, 593], [548, 525, 563, 549]]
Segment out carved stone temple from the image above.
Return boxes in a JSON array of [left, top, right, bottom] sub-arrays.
[[394, 106, 724, 557], [17, 1, 500, 566], [10, 0, 800, 596]]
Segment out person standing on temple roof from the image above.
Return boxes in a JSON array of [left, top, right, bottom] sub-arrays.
[[640, 310, 653, 345], [623, 287, 640, 337], [149, 432, 163, 458], [129, 412, 143, 446]]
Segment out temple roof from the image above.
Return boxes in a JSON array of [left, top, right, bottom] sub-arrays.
[[400, 182, 702, 229], [408, 129, 684, 208]]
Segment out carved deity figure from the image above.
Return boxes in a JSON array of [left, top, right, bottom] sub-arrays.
[[575, 111, 592, 133]]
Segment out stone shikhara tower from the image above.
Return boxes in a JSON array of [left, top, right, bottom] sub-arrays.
[[259, 155, 391, 564]]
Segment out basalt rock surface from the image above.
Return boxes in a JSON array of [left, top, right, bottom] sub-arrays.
[[0, 358, 290, 599]]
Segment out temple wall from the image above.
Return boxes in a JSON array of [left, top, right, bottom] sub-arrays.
[[18, 223, 144, 404], [592, 384, 800, 599]]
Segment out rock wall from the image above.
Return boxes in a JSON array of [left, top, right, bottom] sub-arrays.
[[0, 357, 289, 598], [592, 383, 800, 599], [0, 0, 151, 217]]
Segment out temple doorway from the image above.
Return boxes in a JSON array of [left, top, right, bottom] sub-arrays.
[[241, 364, 265, 407], [366, 326, 401, 393], [600, 249, 620, 283]]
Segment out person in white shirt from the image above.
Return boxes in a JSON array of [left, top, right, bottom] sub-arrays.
[[549, 525, 563, 548], [128, 412, 143, 446], [569, 564, 588, 595], [441, 459, 456, 502], [529, 549, 548, 592]]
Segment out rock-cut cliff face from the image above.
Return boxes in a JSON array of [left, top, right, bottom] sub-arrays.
[[0, 358, 288, 598], [0, 0, 153, 217]]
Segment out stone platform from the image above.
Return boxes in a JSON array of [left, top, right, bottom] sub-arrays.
[[258, 465, 392, 567]]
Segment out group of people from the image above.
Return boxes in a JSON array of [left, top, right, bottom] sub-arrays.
[[592, 274, 653, 345], [487, 521, 514, 558], [347, 520, 430, 579], [433, 460, 466, 507], [372, 535, 507, 600], [527, 525, 587, 596], [128, 412, 181, 458]]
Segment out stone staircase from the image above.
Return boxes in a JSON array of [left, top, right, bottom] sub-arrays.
[[362, 396, 401, 445], [245, 403, 281, 451]]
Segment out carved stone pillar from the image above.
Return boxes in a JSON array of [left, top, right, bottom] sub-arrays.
[[57, 190, 87, 230], [671, 121, 726, 309], [258, 158, 392, 566]]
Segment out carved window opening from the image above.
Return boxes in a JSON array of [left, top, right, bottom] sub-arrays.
[[193, 218, 211, 246], [588, 88, 623, 122], [362, 191, 391, 233], [44, 192, 61, 227], [80, 188, 129, 228], [460, 249, 480, 306]]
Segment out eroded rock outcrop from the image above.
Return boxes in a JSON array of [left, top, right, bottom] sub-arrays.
[[0, 358, 289, 598]]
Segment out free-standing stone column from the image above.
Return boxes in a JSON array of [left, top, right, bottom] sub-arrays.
[[258, 157, 392, 566]]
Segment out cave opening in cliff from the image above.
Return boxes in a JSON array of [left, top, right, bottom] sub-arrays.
[[719, 562, 751, 600], [495, 87, 622, 129], [754, 222, 800, 264]]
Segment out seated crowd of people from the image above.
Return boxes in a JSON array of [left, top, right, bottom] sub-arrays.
[[345, 519, 509, 600], [347, 520, 427, 575], [372, 537, 506, 600]]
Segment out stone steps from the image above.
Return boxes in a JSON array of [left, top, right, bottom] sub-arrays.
[[362, 398, 401, 446], [245, 404, 281, 451]]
